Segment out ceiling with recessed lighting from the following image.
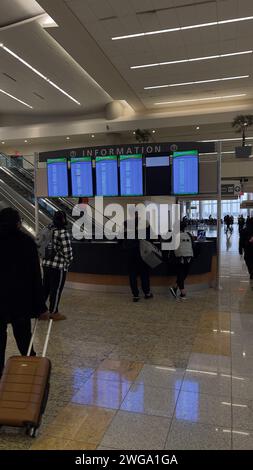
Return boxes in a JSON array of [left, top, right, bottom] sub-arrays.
[[0, 0, 253, 146]]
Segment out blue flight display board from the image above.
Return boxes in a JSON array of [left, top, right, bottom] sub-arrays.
[[120, 154, 143, 196], [172, 151, 199, 195], [70, 157, 93, 197], [95, 155, 118, 196], [47, 158, 68, 197]]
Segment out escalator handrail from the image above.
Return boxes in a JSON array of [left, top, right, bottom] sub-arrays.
[[0, 184, 44, 231]]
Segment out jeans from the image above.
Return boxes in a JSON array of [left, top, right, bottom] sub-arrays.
[[0, 317, 35, 376]]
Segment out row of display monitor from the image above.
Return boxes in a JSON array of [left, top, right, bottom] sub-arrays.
[[47, 151, 199, 198]]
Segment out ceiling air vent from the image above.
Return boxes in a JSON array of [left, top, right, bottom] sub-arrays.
[[2, 72, 16, 82], [33, 92, 45, 100], [136, 0, 215, 15]]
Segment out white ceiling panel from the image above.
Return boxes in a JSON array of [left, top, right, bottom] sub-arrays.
[[0, 0, 44, 27], [0, 20, 111, 115], [0, 0, 251, 132]]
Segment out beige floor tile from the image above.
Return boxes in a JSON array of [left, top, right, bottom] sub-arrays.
[[97, 359, 144, 381]]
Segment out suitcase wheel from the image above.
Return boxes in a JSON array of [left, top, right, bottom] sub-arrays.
[[26, 426, 38, 438]]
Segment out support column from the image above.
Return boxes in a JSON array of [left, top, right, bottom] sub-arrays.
[[34, 152, 39, 236], [199, 201, 204, 219], [216, 142, 222, 290], [186, 201, 191, 218]]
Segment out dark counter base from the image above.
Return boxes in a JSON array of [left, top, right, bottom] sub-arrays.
[[70, 240, 216, 276]]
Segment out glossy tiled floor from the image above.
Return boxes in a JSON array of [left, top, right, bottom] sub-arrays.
[[1, 229, 253, 450]]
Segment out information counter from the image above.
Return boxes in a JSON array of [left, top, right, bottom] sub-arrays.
[[67, 239, 217, 293]]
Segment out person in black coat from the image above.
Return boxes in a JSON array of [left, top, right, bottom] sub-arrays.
[[0, 208, 48, 376], [239, 217, 253, 278], [121, 213, 153, 302]]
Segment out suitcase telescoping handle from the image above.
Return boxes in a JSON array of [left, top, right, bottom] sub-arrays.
[[27, 319, 53, 357]]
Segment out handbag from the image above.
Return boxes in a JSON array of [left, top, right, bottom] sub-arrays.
[[139, 240, 163, 268]]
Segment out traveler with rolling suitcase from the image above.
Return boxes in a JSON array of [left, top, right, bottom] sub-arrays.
[[0, 208, 48, 378]]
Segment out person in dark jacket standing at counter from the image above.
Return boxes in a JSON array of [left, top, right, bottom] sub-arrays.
[[122, 213, 153, 302], [0, 208, 48, 377]]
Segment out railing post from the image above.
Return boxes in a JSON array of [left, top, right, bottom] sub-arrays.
[[34, 152, 39, 236]]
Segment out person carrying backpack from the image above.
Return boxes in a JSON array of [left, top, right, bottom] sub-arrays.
[[38, 211, 73, 320], [169, 221, 195, 301], [120, 213, 154, 302]]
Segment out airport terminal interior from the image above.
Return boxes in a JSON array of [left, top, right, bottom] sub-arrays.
[[1, 0, 253, 452]]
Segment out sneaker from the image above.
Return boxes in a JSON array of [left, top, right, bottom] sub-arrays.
[[133, 296, 140, 302], [169, 287, 178, 299], [50, 313, 66, 321], [39, 312, 50, 321], [144, 293, 153, 299], [179, 294, 187, 301]]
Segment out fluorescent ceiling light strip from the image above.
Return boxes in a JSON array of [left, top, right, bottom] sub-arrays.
[[186, 369, 217, 376], [154, 94, 246, 105], [0, 87, 33, 109], [0, 44, 81, 106], [131, 51, 253, 69], [201, 137, 253, 143], [222, 402, 247, 408], [112, 16, 253, 40], [223, 430, 249, 435], [200, 152, 237, 155], [145, 75, 249, 90]]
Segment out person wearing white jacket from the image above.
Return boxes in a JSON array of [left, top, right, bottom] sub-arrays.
[[169, 221, 194, 301]]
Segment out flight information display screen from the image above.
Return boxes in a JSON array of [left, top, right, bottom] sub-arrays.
[[120, 154, 143, 196], [70, 157, 93, 197], [47, 158, 68, 197], [95, 155, 118, 196], [145, 155, 171, 195], [172, 151, 199, 195]]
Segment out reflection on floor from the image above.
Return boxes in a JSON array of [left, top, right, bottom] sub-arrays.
[[1, 229, 253, 450]]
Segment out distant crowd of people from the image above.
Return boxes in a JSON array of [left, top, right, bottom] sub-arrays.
[[182, 216, 217, 226]]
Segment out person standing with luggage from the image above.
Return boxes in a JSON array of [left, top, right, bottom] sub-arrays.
[[41, 211, 73, 320], [169, 221, 195, 301], [0, 208, 48, 377]]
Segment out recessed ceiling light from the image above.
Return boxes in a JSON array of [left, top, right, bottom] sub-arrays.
[[154, 94, 247, 105], [145, 75, 249, 90], [112, 16, 253, 40], [66, 136, 70, 140], [0, 44, 81, 106], [0, 87, 33, 109], [91, 134, 95, 138], [131, 50, 253, 69]]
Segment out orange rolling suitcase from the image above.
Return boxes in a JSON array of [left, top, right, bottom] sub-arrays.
[[0, 319, 52, 437]]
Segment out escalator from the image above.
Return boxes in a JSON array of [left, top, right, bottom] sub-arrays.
[[0, 177, 50, 235], [0, 153, 107, 239]]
